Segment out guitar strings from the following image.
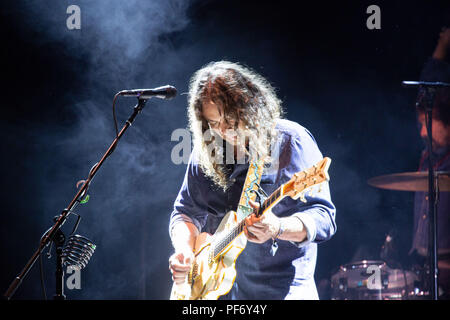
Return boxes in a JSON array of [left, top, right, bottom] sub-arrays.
[[212, 187, 282, 258]]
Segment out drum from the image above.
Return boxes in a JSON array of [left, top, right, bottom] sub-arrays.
[[330, 260, 420, 300]]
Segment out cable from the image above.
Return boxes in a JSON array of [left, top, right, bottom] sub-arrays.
[[38, 227, 52, 300], [18, 93, 122, 300], [37, 210, 78, 300], [112, 92, 121, 139], [39, 253, 47, 300], [33, 92, 120, 300]]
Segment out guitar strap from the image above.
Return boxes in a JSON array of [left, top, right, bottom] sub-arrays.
[[235, 158, 281, 256], [235, 158, 265, 222]]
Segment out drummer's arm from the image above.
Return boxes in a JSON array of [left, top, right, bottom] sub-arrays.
[[432, 28, 450, 61], [439, 260, 450, 270]]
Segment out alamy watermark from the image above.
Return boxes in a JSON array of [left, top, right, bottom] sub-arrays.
[[366, 264, 382, 289], [66, 266, 81, 290], [66, 4, 381, 31], [366, 5, 381, 30], [66, 5, 81, 30]]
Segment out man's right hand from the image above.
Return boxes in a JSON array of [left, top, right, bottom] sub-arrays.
[[169, 249, 194, 285]]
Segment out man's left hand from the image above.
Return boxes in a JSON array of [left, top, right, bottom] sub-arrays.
[[244, 199, 281, 243]]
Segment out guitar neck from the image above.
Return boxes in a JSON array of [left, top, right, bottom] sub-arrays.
[[210, 156, 331, 260], [211, 185, 285, 259], [257, 186, 282, 217]]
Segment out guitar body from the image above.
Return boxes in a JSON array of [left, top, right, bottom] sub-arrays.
[[170, 210, 247, 300]]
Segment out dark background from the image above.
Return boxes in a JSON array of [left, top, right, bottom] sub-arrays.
[[0, 0, 448, 300]]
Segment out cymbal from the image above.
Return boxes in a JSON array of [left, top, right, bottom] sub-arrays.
[[368, 171, 450, 192]]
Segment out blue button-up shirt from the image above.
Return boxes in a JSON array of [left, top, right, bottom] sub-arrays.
[[169, 119, 337, 299]]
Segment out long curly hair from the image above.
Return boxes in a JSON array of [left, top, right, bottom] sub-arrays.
[[187, 61, 283, 190]]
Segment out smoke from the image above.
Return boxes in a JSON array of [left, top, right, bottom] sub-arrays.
[[1, 0, 197, 299], [2, 0, 442, 300], [285, 62, 421, 273]]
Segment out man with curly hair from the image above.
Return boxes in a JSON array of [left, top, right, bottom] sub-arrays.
[[168, 61, 336, 300]]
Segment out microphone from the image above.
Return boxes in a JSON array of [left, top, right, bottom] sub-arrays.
[[118, 85, 177, 100], [402, 81, 450, 88]]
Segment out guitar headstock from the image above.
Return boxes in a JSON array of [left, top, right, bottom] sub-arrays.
[[283, 157, 331, 202]]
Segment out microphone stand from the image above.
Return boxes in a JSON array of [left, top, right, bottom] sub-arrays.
[[423, 86, 438, 301], [4, 97, 149, 300], [402, 81, 450, 300], [53, 222, 66, 300]]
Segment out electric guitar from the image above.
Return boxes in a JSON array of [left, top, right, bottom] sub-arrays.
[[170, 157, 331, 300]]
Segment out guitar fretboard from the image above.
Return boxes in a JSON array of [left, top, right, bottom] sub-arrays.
[[258, 186, 281, 217], [210, 157, 331, 260], [211, 185, 283, 259]]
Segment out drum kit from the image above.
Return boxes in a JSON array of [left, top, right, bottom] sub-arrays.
[[330, 171, 450, 300]]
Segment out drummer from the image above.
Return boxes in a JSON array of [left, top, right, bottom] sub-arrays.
[[410, 27, 450, 298]]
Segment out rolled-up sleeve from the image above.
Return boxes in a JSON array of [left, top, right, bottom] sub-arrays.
[[279, 128, 337, 247], [169, 151, 209, 236]]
